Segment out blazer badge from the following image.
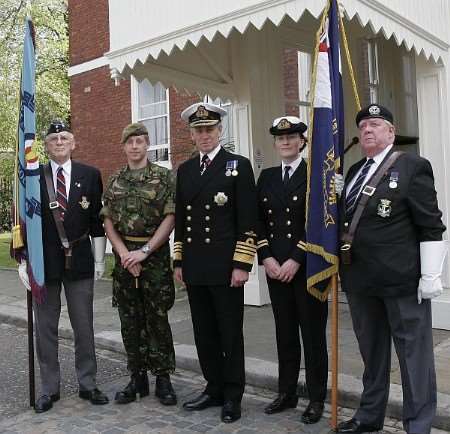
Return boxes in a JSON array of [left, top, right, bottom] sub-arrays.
[[214, 192, 228, 206], [79, 196, 90, 209], [377, 199, 391, 218]]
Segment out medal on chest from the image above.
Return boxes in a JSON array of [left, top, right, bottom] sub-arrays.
[[389, 171, 399, 189], [225, 160, 238, 177]]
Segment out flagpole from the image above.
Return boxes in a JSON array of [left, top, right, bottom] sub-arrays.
[[331, 273, 339, 429]]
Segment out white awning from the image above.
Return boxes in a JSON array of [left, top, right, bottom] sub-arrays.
[[106, 0, 450, 79]]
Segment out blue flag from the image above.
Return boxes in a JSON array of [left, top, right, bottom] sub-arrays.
[[305, 0, 344, 301], [13, 17, 46, 302]]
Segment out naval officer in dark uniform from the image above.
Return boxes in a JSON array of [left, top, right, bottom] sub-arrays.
[[337, 104, 447, 434], [173, 102, 258, 423], [256, 116, 328, 424]]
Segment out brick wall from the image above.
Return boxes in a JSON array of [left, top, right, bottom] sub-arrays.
[[70, 67, 131, 183], [283, 48, 300, 116], [68, 0, 109, 66]]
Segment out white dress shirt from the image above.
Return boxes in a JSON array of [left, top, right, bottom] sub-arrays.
[[345, 144, 393, 198], [50, 159, 72, 198], [199, 145, 222, 165], [281, 155, 303, 180]]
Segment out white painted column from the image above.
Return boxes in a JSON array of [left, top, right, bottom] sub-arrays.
[[416, 54, 450, 329]]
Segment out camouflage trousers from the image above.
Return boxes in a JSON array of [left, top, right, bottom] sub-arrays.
[[112, 245, 176, 375]]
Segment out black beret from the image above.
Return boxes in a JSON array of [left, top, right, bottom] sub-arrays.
[[355, 104, 393, 126], [269, 116, 307, 136], [46, 120, 71, 136]]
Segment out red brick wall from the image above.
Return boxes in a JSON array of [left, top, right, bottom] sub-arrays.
[[68, 0, 109, 66], [169, 88, 200, 169], [70, 66, 131, 183], [283, 48, 300, 116]]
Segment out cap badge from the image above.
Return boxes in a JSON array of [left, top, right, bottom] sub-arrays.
[[277, 118, 291, 130], [196, 106, 209, 119], [369, 105, 381, 115]]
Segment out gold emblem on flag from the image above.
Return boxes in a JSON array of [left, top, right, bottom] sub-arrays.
[[79, 196, 90, 209]]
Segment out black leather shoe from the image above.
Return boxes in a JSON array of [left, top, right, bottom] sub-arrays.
[[34, 393, 60, 413], [301, 401, 324, 424], [336, 418, 381, 433], [221, 400, 241, 423], [115, 372, 149, 404], [79, 388, 109, 405], [264, 393, 298, 414], [183, 393, 224, 411], [155, 375, 177, 406]]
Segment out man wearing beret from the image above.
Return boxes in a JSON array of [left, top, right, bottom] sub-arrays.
[[173, 102, 258, 423], [20, 120, 109, 412], [101, 123, 177, 406], [337, 104, 447, 434], [257, 116, 328, 424]]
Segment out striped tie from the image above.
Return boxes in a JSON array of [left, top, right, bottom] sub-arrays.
[[56, 166, 68, 219], [200, 155, 211, 175], [345, 158, 374, 216]]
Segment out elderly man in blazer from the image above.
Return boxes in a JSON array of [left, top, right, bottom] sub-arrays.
[[337, 104, 447, 434], [20, 120, 109, 413]]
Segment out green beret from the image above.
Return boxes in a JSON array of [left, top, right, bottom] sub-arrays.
[[121, 123, 148, 144]]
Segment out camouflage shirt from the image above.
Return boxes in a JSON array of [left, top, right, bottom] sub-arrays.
[[101, 163, 175, 236]]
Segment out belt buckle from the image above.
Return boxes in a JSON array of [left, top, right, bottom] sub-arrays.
[[49, 201, 59, 209], [362, 185, 375, 196]]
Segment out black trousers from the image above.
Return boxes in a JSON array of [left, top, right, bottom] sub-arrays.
[[186, 284, 245, 402], [267, 272, 328, 401]]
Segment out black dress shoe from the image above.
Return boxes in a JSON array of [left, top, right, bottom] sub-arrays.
[[183, 393, 223, 411], [221, 400, 241, 423], [155, 375, 177, 406], [34, 393, 60, 413], [115, 372, 149, 404], [264, 393, 298, 414], [336, 418, 381, 433], [301, 401, 324, 424], [79, 388, 109, 405]]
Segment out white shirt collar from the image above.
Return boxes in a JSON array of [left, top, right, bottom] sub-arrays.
[[50, 158, 72, 177], [281, 155, 303, 177], [368, 143, 393, 165], [199, 145, 222, 163]]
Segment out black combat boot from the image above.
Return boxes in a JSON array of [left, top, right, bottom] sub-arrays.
[[115, 371, 149, 404], [155, 374, 177, 405]]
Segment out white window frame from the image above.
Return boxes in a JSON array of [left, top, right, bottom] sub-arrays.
[[367, 39, 380, 104], [131, 76, 171, 169], [203, 96, 235, 152], [297, 50, 312, 124]]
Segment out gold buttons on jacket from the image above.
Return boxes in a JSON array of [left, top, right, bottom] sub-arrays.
[[205, 216, 210, 221], [187, 237, 192, 243], [186, 205, 192, 210], [205, 227, 210, 232], [205, 204, 210, 210], [205, 238, 211, 243], [286, 208, 290, 213], [344, 222, 349, 227], [287, 220, 291, 226], [269, 222, 274, 227], [187, 216, 192, 221], [287, 233, 292, 239], [187, 227, 192, 232], [268, 209, 273, 214], [263, 197, 268, 202], [270, 234, 274, 238], [293, 196, 298, 201]]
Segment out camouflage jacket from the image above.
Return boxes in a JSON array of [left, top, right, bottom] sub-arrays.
[[101, 163, 175, 238]]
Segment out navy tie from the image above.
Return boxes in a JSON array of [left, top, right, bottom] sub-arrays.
[[283, 166, 291, 187], [345, 158, 374, 216], [56, 167, 68, 220], [200, 155, 211, 175]]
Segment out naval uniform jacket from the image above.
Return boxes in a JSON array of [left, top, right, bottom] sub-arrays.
[[40, 161, 104, 282], [256, 160, 307, 266], [339, 150, 445, 297], [173, 147, 258, 285]]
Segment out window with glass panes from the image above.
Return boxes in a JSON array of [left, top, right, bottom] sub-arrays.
[[204, 96, 235, 152]]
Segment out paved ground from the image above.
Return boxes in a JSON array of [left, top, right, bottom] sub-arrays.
[[0, 268, 449, 431]]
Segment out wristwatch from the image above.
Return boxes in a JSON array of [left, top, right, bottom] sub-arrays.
[[140, 244, 151, 255]]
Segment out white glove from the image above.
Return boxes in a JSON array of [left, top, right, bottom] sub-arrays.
[[418, 240, 448, 304], [18, 259, 31, 291], [334, 174, 345, 196], [92, 236, 107, 280], [94, 261, 105, 280]]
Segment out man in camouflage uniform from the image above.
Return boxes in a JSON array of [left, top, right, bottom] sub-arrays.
[[101, 123, 177, 406]]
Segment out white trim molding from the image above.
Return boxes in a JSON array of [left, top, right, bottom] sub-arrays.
[[68, 56, 109, 77]]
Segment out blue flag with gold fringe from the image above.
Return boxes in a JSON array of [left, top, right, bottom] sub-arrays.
[[12, 17, 46, 303], [305, 0, 344, 301]]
